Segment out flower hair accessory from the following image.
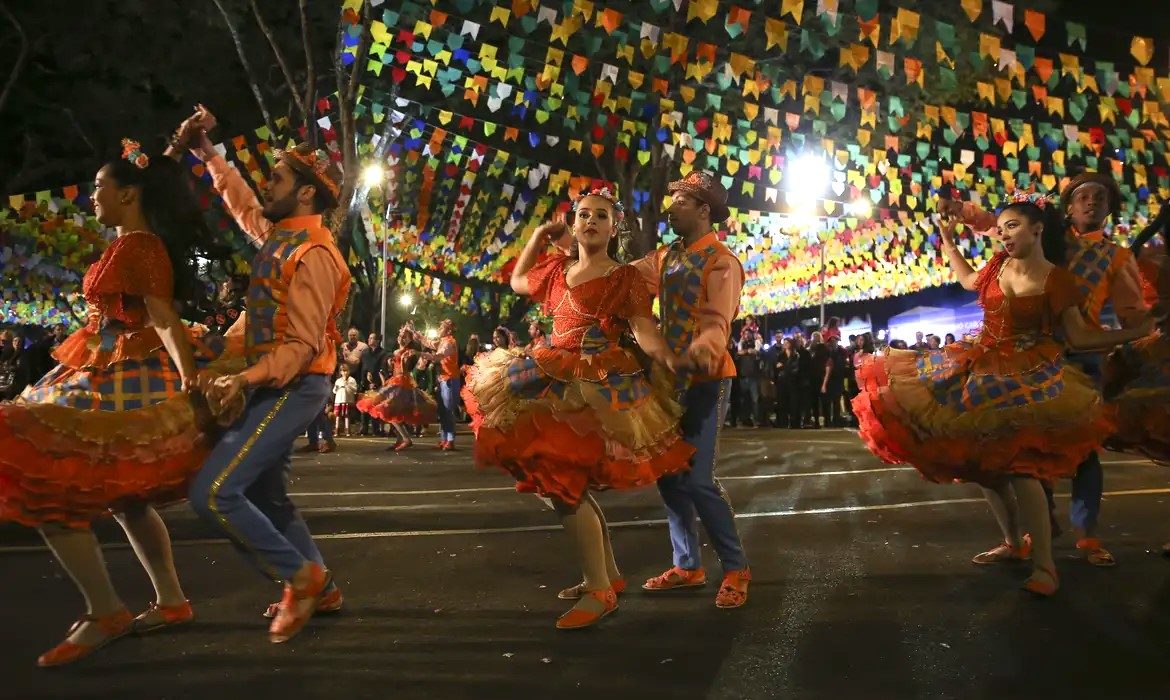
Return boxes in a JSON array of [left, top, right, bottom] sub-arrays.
[[121, 138, 150, 169], [1007, 189, 1053, 209], [572, 186, 625, 221]]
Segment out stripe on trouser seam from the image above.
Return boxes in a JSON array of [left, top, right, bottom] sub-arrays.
[[207, 390, 291, 582], [710, 380, 745, 563]]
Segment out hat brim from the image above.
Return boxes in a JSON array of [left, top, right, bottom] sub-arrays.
[[1060, 172, 1121, 215], [279, 156, 341, 208]]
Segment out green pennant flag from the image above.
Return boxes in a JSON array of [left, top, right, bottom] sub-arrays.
[[1065, 22, 1086, 50], [935, 21, 956, 52], [855, 0, 878, 20]]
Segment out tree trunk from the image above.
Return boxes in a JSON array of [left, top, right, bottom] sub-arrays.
[[0, 1, 29, 116], [209, 0, 276, 137], [248, 0, 307, 126]]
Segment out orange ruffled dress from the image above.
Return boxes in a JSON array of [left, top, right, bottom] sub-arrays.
[[356, 347, 438, 424], [462, 254, 693, 506], [0, 232, 214, 528], [1104, 245, 1170, 464], [853, 252, 1114, 486]]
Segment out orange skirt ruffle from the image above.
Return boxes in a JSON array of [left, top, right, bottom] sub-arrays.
[[852, 345, 1115, 486], [356, 374, 438, 425], [462, 347, 692, 506], [1105, 330, 1170, 465], [0, 395, 210, 528]]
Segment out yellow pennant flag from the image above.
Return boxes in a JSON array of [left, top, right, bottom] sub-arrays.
[[960, 0, 982, 22], [765, 17, 789, 51], [1131, 36, 1154, 65], [781, 0, 804, 23]]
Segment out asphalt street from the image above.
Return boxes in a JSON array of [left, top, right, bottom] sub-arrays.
[[2, 428, 1170, 700]]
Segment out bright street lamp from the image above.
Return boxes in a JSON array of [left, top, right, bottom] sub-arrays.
[[399, 293, 413, 307], [786, 153, 831, 204], [846, 198, 873, 218], [361, 163, 385, 187]]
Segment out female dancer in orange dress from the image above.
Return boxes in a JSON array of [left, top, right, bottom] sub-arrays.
[[1105, 203, 1170, 467], [0, 141, 222, 666], [463, 188, 693, 629], [853, 194, 1152, 596], [356, 325, 438, 450]]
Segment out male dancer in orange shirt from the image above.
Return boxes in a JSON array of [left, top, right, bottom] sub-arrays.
[[180, 107, 351, 642], [633, 171, 751, 608]]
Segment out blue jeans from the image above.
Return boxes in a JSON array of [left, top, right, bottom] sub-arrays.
[[307, 405, 333, 445], [438, 377, 461, 444], [738, 376, 760, 425], [189, 375, 331, 581], [657, 378, 748, 573], [1066, 352, 1104, 534]]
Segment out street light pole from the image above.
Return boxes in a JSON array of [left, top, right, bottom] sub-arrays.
[[379, 203, 392, 342], [819, 235, 826, 328]]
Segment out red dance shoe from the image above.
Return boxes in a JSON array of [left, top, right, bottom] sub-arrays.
[[714, 568, 751, 609], [555, 589, 618, 630], [132, 600, 194, 634], [641, 566, 708, 591], [264, 586, 344, 619], [558, 577, 628, 600], [268, 563, 330, 643], [37, 608, 134, 668]]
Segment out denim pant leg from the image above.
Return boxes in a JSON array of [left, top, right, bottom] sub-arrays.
[[657, 379, 748, 573], [438, 378, 461, 443], [1066, 353, 1104, 534], [189, 376, 332, 581], [243, 448, 326, 568]]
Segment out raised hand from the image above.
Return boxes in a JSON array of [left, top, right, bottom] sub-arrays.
[[938, 199, 964, 218], [193, 104, 218, 132], [534, 219, 568, 245], [939, 215, 960, 246]]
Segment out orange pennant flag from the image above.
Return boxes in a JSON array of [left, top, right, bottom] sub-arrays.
[[765, 17, 789, 51], [960, 0, 982, 22], [1023, 10, 1045, 41]]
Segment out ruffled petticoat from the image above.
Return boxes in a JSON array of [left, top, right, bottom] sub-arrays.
[[1105, 329, 1170, 465], [0, 336, 220, 528], [462, 343, 693, 506], [852, 337, 1114, 487], [356, 374, 438, 425]]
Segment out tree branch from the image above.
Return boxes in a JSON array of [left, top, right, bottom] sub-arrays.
[[299, 0, 316, 144], [209, 0, 276, 137], [247, 0, 307, 125], [0, 1, 30, 115]]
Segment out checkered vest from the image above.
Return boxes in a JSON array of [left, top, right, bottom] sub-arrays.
[[658, 239, 741, 387], [245, 224, 350, 375], [1064, 235, 1123, 325]]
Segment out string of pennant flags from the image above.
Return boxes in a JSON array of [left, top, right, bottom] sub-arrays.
[[4, 0, 1168, 326]]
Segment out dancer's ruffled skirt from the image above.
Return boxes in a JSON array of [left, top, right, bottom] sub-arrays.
[[0, 349, 214, 528], [852, 339, 1114, 486], [462, 346, 693, 505], [1105, 329, 1170, 465], [356, 374, 438, 424]]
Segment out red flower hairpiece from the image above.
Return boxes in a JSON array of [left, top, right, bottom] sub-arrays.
[[121, 138, 149, 169]]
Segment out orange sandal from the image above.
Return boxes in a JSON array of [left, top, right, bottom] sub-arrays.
[[641, 566, 707, 591], [37, 608, 134, 668], [715, 568, 751, 609], [557, 577, 627, 600], [264, 586, 343, 619], [268, 563, 330, 644], [1022, 565, 1060, 597], [971, 534, 1032, 565], [1075, 538, 1116, 567], [555, 589, 617, 630], [132, 600, 194, 634]]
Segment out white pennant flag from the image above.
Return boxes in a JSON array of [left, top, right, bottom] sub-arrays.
[[991, 1, 1013, 33], [460, 20, 480, 39]]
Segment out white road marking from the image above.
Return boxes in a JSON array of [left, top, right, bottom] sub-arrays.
[[2, 487, 1169, 554]]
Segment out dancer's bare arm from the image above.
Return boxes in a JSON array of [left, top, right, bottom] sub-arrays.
[[939, 216, 979, 291]]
